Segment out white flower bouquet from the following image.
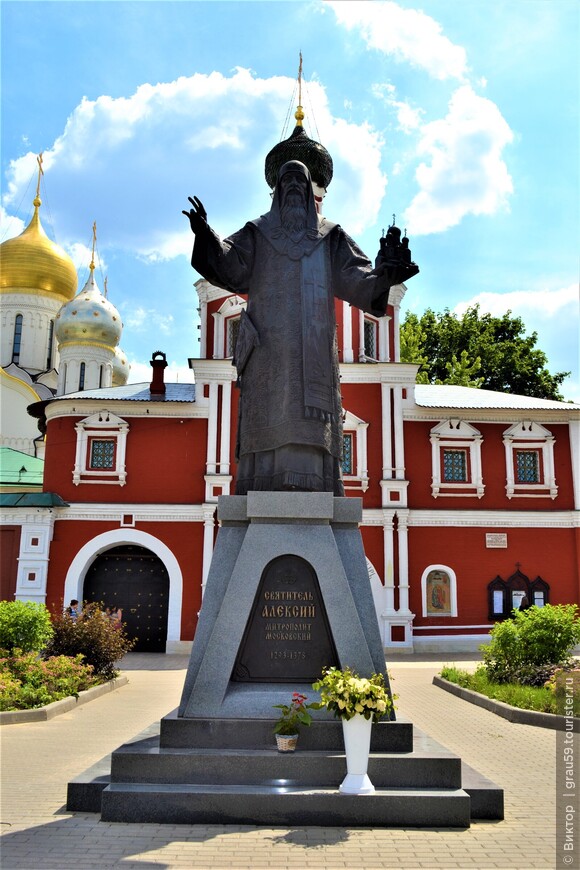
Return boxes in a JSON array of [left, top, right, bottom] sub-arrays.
[[312, 666, 396, 723]]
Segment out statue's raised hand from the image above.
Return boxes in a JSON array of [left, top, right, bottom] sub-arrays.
[[182, 196, 208, 235]]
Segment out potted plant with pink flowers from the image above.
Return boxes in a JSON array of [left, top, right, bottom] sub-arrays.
[[272, 691, 316, 752]]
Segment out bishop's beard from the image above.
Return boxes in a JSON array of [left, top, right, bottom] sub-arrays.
[[280, 192, 308, 233]]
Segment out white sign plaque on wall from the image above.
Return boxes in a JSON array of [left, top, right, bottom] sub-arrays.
[[486, 533, 508, 548]]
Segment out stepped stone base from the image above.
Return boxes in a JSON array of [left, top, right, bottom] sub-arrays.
[[67, 712, 504, 825]]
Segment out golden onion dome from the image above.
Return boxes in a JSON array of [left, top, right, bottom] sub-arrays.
[[0, 197, 78, 302], [55, 269, 122, 350], [112, 346, 130, 386]]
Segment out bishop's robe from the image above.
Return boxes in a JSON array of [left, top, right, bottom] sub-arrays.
[[191, 211, 390, 495]]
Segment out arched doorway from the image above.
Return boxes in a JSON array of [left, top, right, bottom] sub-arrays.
[[83, 544, 169, 652]]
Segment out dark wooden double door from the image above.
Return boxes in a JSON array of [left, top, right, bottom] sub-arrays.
[[83, 545, 169, 652]]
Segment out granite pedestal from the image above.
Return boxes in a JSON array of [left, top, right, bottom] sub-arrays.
[[67, 494, 504, 826]]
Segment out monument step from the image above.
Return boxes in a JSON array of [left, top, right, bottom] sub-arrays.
[[100, 782, 472, 827], [110, 736, 462, 789], [160, 709, 413, 752]]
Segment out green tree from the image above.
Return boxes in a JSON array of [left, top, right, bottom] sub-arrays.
[[400, 305, 570, 399]]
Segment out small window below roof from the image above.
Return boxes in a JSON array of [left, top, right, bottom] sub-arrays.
[[73, 411, 129, 486], [503, 421, 557, 499], [430, 419, 484, 498]]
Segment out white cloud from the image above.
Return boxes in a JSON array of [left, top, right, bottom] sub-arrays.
[[454, 284, 579, 319], [122, 305, 174, 335], [324, 0, 468, 81], [404, 85, 513, 235], [0, 206, 25, 241], [65, 242, 106, 274], [372, 84, 424, 133], [2, 69, 385, 261]]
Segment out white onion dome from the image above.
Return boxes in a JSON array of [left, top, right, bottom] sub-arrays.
[[55, 268, 122, 350], [0, 196, 78, 302], [112, 346, 130, 386]]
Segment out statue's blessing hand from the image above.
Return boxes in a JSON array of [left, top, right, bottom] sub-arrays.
[[182, 196, 208, 234]]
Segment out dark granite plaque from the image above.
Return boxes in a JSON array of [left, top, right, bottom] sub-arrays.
[[232, 554, 338, 682]]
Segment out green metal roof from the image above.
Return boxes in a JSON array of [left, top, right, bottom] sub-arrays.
[[0, 447, 44, 486], [0, 491, 69, 507]]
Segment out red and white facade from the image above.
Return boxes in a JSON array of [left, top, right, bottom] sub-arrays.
[[4, 280, 579, 653]]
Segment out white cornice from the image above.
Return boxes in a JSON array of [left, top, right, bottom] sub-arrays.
[[45, 401, 208, 421], [404, 408, 579, 424], [1, 293, 63, 315], [339, 362, 419, 384], [194, 279, 232, 305], [188, 358, 237, 382], [55, 503, 206, 522], [407, 509, 579, 528]]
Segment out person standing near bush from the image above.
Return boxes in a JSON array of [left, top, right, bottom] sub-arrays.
[[65, 600, 80, 622]]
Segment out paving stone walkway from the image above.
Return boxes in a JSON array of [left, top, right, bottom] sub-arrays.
[[0, 652, 559, 869]]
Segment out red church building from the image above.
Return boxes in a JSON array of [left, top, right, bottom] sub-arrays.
[[2, 121, 579, 655]]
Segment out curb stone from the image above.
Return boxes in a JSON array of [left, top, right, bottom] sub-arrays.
[[433, 674, 580, 731], [0, 675, 129, 725]]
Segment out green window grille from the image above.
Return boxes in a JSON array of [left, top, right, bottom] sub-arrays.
[[515, 450, 540, 483], [90, 440, 115, 469], [342, 434, 353, 475], [442, 449, 467, 482]]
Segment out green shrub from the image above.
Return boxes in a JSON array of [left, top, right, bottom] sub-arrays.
[[440, 664, 569, 715], [0, 601, 53, 653], [44, 601, 135, 679], [482, 604, 580, 682], [0, 649, 96, 711]]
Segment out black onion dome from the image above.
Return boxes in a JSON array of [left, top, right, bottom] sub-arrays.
[[265, 124, 333, 191]]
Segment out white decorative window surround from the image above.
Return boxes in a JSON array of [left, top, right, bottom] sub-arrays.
[[421, 564, 458, 618], [503, 421, 557, 499], [430, 419, 484, 498], [342, 410, 369, 492], [212, 296, 246, 359], [73, 411, 129, 486]]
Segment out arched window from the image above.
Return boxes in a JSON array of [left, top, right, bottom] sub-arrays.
[[78, 362, 86, 391], [99, 365, 104, 389], [46, 320, 55, 369], [12, 314, 23, 363]]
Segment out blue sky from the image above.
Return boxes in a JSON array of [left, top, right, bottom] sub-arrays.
[[2, 0, 578, 399]]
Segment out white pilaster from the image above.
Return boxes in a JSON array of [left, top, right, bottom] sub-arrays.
[[342, 300, 354, 363], [381, 382, 392, 481], [219, 380, 232, 474], [393, 385, 405, 479], [206, 382, 219, 474], [396, 511, 411, 614], [201, 506, 216, 598]]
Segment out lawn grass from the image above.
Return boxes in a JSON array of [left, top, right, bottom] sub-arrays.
[[439, 665, 575, 716]]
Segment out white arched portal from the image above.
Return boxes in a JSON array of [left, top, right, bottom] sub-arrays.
[[63, 529, 183, 645]]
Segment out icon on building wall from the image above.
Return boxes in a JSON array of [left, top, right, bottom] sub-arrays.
[[426, 570, 452, 616]]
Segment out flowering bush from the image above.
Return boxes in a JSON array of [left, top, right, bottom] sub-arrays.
[[0, 649, 97, 711], [312, 666, 396, 723], [272, 692, 315, 735], [45, 601, 135, 679]]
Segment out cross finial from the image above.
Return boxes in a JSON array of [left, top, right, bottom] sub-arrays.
[[104, 276, 108, 298], [295, 51, 305, 126], [34, 153, 44, 207], [90, 221, 97, 272]]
